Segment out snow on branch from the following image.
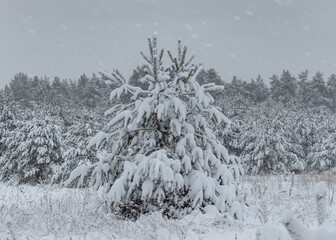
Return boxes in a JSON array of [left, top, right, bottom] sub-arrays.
[[100, 69, 127, 86]]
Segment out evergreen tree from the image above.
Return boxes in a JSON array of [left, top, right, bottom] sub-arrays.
[[83, 77, 102, 108], [129, 65, 149, 89], [225, 76, 250, 100], [57, 111, 99, 184], [307, 116, 336, 172], [297, 70, 310, 106], [239, 101, 304, 174], [309, 72, 329, 107], [0, 106, 16, 157], [270, 74, 281, 102], [0, 114, 63, 184], [327, 74, 336, 111], [307, 132, 336, 171], [9, 72, 33, 108], [249, 75, 269, 103], [66, 34, 244, 219], [279, 70, 297, 104], [292, 108, 318, 157], [196, 68, 223, 86]]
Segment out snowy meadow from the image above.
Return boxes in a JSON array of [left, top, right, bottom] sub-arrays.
[[1, 174, 335, 239]]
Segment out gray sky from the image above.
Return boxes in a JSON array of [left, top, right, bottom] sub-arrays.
[[1, 0, 336, 88]]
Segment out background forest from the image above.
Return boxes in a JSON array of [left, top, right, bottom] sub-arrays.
[[1, 67, 335, 185]]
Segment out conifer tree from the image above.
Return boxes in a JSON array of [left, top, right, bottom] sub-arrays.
[[308, 131, 336, 171], [66, 34, 244, 218], [327, 74, 336, 111], [0, 106, 16, 157], [249, 75, 269, 103], [270, 74, 281, 102], [239, 101, 304, 173], [0, 114, 63, 184], [309, 72, 329, 107], [279, 70, 297, 104], [57, 111, 99, 184], [307, 113, 336, 171], [297, 70, 310, 106]]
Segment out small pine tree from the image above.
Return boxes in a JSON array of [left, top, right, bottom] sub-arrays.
[[0, 115, 63, 184], [0, 106, 17, 156], [278, 70, 298, 104], [309, 72, 330, 108], [66, 34, 244, 218], [308, 130, 336, 171], [327, 74, 336, 111], [239, 101, 304, 174], [57, 112, 99, 185]]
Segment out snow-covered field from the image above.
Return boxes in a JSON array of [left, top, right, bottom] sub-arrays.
[[1, 174, 335, 240]]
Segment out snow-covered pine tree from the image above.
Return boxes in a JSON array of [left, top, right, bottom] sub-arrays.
[[292, 108, 318, 158], [239, 101, 304, 174], [57, 111, 99, 185], [66, 34, 244, 219], [216, 95, 247, 158], [0, 114, 63, 184], [0, 106, 16, 157], [307, 126, 336, 171], [309, 72, 330, 108]]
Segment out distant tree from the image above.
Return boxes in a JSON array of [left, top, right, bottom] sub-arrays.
[[129, 65, 149, 89], [239, 101, 304, 174], [83, 77, 102, 108], [270, 74, 281, 102], [297, 70, 310, 106], [279, 70, 297, 104], [307, 114, 336, 171], [327, 74, 336, 111], [196, 68, 223, 86], [248, 75, 269, 103], [9, 73, 33, 108], [57, 111, 99, 185], [0, 114, 63, 184], [291, 108, 318, 157], [77, 74, 90, 105], [307, 133, 336, 171], [309, 72, 329, 107], [225, 76, 250, 100], [0, 106, 17, 158]]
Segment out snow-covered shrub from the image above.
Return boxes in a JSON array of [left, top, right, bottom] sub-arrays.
[[279, 181, 336, 240], [55, 113, 99, 184], [308, 131, 336, 172], [239, 101, 304, 174], [66, 34, 244, 218], [0, 106, 16, 156], [0, 115, 63, 184], [281, 211, 336, 240], [314, 181, 328, 226]]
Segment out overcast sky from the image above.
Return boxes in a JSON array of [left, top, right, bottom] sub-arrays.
[[1, 0, 336, 88]]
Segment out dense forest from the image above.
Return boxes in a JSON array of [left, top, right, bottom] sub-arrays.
[[0, 66, 336, 186]]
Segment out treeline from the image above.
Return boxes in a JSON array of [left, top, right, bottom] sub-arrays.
[[200, 69, 336, 174], [2, 68, 336, 112], [219, 99, 336, 174], [197, 69, 336, 110], [0, 67, 335, 184]]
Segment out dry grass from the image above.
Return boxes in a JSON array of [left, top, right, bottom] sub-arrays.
[[0, 174, 335, 239]]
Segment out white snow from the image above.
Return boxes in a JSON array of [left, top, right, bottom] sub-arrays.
[[0, 174, 335, 239]]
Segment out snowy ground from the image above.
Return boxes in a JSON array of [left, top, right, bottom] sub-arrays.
[[0, 174, 335, 239]]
